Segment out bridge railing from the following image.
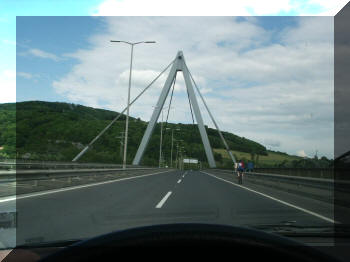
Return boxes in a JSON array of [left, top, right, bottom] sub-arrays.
[[0, 167, 163, 182], [0, 166, 171, 197], [0, 159, 151, 170], [250, 167, 333, 179], [205, 169, 350, 207]]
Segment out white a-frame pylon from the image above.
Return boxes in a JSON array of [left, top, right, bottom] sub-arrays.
[[132, 51, 217, 168]]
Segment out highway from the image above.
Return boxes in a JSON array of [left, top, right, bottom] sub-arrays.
[[0, 169, 336, 247]]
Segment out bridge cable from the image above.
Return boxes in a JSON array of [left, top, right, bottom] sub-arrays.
[[184, 61, 237, 164], [161, 73, 177, 165], [72, 58, 176, 162]]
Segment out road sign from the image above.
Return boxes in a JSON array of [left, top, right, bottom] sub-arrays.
[[183, 158, 198, 164]]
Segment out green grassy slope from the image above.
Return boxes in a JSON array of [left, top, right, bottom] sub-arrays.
[[213, 148, 303, 168], [0, 101, 269, 167], [0, 101, 332, 168]]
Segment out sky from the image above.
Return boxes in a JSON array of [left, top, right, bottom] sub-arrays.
[[1, 0, 349, 159]]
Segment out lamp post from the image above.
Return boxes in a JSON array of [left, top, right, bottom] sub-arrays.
[[110, 40, 156, 169], [179, 146, 186, 170], [175, 139, 183, 169], [175, 144, 179, 169], [166, 128, 181, 168], [159, 109, 164, 168], [153, 106, 173, 168]]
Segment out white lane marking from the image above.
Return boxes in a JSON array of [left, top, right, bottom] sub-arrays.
[[182, 171, 187, 178], [0, 170, 173, 203], [201, 171, 337, 224], [156, 191, 172, 208], [177, 179, 182, 184], [0, 197, 16, 203]]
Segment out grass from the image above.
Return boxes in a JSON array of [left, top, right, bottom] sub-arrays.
[[213, 148, 302, 167]]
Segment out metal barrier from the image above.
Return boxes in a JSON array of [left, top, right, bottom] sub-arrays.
[[0, 160, 151, 170], [210, 169, 350, 190], [252, 167, 333, 179], [0, 167, 172, 198], [205, 169, 350, 206], [0, 168, 165, 184]]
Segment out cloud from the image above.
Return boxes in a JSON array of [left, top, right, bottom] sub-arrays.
[[0, 70, 16, 103], [27, 48, 60, 61], [2, 39, 16, 45], [17, 72, 33, 79], [91, 0, 347, 16], [50, 16, 333, 158], [297, 150, 308, 157]]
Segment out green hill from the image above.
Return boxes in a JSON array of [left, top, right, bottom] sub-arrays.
[[0, 101, 330, 168], [213, 148, 303, 167]]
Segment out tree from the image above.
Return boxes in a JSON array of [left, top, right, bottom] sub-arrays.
[[214, 152, 223, 163]]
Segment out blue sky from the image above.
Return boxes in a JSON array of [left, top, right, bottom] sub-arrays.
[[16, 16, 105, 102], [15, 16, 297, 103], [15, 16, 334, 160], [1, 0, 348, 159]]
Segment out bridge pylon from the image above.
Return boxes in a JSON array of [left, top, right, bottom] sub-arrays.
[[132, 51, 217, 168]]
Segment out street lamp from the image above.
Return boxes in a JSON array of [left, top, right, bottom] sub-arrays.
[[166, 127, 180, 168], [110, 40, 156, 169], [153, 106, 173, 168], [175, 139, 183, 169], [180, 147, 186, 170]]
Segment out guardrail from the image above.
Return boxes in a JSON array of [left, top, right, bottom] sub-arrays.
[[0, 167, 171, 198], [214, 169, 334, 188], [0, 160, 151, 170], [252, 167, 333, 179], [0, 167, 163, 183], [206, 169, 350, 207]]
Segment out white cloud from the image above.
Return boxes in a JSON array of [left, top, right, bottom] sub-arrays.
[[297, 150, 308, 157], [17, 72, 33, 79], [0, 70, 16, 103], [2, 40, 16, 46], [91, 0, 347, 16], [27, 48, 60, 61], [308, 0, 349, 15], [51, 16, 333, 158]]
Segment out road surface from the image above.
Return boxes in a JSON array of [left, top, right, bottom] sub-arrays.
[[0, 170, 335, 247]]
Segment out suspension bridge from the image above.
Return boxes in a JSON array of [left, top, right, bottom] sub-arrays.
[[0, 51, 338, 249], [72, 51, 236, 168]]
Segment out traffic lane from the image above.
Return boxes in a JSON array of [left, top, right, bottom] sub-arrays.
[[15, 170, 183, 246], [204, 169, 336, 223], [163, 171, 333, 227]]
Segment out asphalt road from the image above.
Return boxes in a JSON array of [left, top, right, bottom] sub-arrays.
[[0, 170, 336, 247]]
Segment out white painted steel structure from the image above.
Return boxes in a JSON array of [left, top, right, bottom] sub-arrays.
[[72, 51, 236, 169], [132, 51, 216, 167]]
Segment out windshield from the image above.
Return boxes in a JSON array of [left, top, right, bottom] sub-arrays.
[[1, 13, 349, 249]]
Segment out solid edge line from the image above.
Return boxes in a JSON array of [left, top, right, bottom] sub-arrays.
[[201, 171, 337, 224], [155, 191, 172, 208], [0, 170, 173, 203]]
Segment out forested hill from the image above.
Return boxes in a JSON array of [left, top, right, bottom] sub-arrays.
[[0, 101, 267, 167]]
